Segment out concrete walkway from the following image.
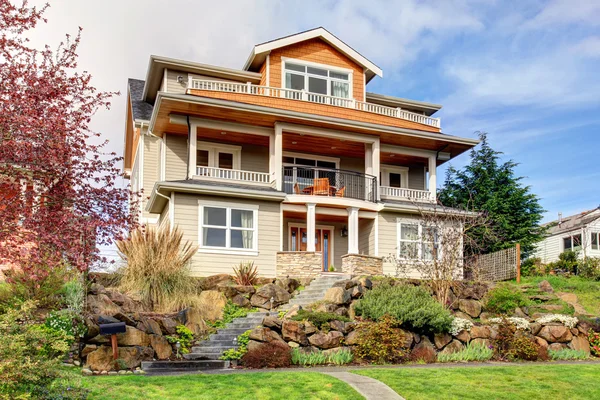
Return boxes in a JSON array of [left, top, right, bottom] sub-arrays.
[[324, 371, 404, 400]]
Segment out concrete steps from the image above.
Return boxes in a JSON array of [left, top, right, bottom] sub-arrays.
[[141, 359, 228, 372]]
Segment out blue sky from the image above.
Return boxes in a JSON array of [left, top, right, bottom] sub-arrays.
[[28, 0, 600, 224]]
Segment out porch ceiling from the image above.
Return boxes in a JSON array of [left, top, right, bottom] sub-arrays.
[[380, 152, 428, 167], [283, 132, 365, 158], [196, 127, 269, 147]]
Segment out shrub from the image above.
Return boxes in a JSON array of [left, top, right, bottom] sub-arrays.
[[45, 310, 87, 344], [492, 320, 516, 360], [437, 342, 493, 362], [484, 284, 528, 314], [117, 222, 199, 312], [354, 283, 452, 334], [488, 317, 530, 330], [588, 330, 600, 357], [241, 341, 291, 368], [354, 315, 410, 364], [208, 301, 257, 329], [509, 335, 539, 361], [232, 261, 259, 286], [220, 330, 251, 361], [7, 261, 74, 308], [549, 348, 588, 360], [579, 258, 600, 280], [166, 325, 194, 355], [290, 348, 354, 366], [520, 257, 543, 277], [291, 310, 350, 330], [547, 250, 579, 274], [535, 314, 578, 328], [62, 277, 86, 313], [0, 301, 87, 399]]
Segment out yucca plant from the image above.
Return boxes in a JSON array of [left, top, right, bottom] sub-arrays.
[[233, 261, 259, 286], [116, 222, 199, 312]]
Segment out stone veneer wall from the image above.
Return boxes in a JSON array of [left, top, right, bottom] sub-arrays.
[[341, 254, 383, 276], [276, 251, 323, 278]]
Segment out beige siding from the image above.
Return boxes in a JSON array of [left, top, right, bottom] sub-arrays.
[[159, 203, 170, 226], [173, 193, 281, 277], [340, 157, 365, 174], [359, 218, 375, 255], [241, 144, 269, 173], [165, 69, 188, 95], [142, 134, 160, 221], [165, 134, 188, 181], [408, 166, 425, 190]]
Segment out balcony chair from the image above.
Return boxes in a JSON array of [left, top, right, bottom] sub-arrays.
[[313, 178, 330, 195], [293, 182, 301, 194], [335, 186, 346, 197]]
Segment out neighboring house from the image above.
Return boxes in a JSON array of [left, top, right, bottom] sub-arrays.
[[533, 208, 600, 263], [122, 27, 478, 278]]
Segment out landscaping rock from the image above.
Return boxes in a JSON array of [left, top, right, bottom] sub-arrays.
[[84, 317, 100, 339], [470, 325, 491, 339], [453, 311, 473, 321], [329, 320, 347, 333], [434, 333, 453, 349], [149, 334, 172, 360], [334, 307, 349, 317], [470, 338, 492, 348], [198, 290, 227, 321], [479, 312, 493, 323], [275, 278, 300, 293], [177, 308, 208, 336], [159, 317, 178, 335], [255, 277, 276, 286], [281, 320, 308, 345], [247, 340, 262, 352], [458, 299, 482, 318], [119, 326, 151, 346], [530, 322, 542, 336], [249, 327, 285, 343], [304, 321, 317, 335], [439, 339, 464, 355], [231, 294, 251, 308], [137, 318, 162, 335], [263, 315, 283, 330], [538, 325, 573, 343], [548, 343, 567, 351], [323, 287, 351, 305], [569, 335, 591, 355], [455, 330, 471, 343], [348, 301, 357, 320], [351, 285, 365, 299], [97, 315, 120, 325], [82, 368, 93, 376], [86, 346, 153, 371], [287, 341, 300, 348], [308, 331, 344, 349], [87, 294, 121, 315], [283, 304, 302, 319], [538, 280, 554, 293], [411, 337, 436, 362], [345, 330, 360, 346], [113, 312, 136, 327], [315, 302, 338, 313], [537, 304, 565, 312], [198, 274, 234, 290], [250, 284, 291, 309], [513, 307, 529, 319], [534, 336, 549, 350], [357, 277, 372, 290], [332, 279, 357, 290], [81, 344, 97, 357]]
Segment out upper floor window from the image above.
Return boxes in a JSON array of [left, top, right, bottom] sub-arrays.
[[196, 141, 241, 171], [284, 60, 351, 99], [563, 233, 582, 252]]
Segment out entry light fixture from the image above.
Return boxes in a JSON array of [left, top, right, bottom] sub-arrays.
[[341, 226, 348, 237]]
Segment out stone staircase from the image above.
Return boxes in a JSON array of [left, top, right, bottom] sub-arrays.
[[279, 274, 350, 311]]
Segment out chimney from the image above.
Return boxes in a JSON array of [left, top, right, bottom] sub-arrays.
[[558, 212, 563, 226]]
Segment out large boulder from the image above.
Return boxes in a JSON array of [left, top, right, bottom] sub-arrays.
[[250, 284, 291, 309], [137, 318, 162, 336], [177, 308, 208, 336], [434, 333, 453, 349], [308, 331, 344, 349], [569, 335, 591, 355], [149, 334, 172, 360], [231, 294, 251, 308], [159, 317, 179, 335], [275, 278, 300, 293], [323, 287, 351, 305], [458, 299, 482, 318], [411, 337, 437, 363], [548, 343, 567, 351], [470, 338, 492, 348], [198, 274, 234, 290], [452, 282, 489, 301], [218, 285, 256, 299], [332, 279, 358, 290], [538, 325, 573, 343], [119, 326, 151, 346], [85, 346, 153, 371], [538, 280, 554, 293], [534, 336, 549, 350], [197, 290, 227, 321], [263, 315, 283, 330], [470, 325, 491, 339], [84, 317, 100, 339], [439, 339, 464, 355], [248, 327, 285, 343], [345, 330, 360, 346], [351, 285, 365, 299], [455, 330, 471, 343], [281, 320, 308, 345], [87, 294, 121, 315], [329, 320, 347, 334]]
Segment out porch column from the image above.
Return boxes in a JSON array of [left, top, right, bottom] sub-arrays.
[[306, 203, 316, 252], [347, 207, 359, 254], [187, 122, 197, 179], [270, 123, 283, 191], [428, 155, 437, 199], [373, 139, 380, 201], [364, 143, 373, 202]]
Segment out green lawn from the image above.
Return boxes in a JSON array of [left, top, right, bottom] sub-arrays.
[[82, 371, 362, 400], [355, 364, 600, 400], [518, 275, 600, 315]]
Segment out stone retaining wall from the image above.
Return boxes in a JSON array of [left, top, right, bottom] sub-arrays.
[[341, 254, 383, 276], [276, 251, 323, 278]]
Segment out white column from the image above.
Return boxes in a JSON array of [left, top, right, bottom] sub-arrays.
[[428, 155, 437, 199], [306, 203, 316, 252], [373, 139, 380, 201], [364, 143, 373, 202], [188, 122, 197, 179], [347, 207, 359, 254], [273, 123, 283, 190]]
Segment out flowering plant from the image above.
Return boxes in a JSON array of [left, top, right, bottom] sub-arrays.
[[536, 314, 578, 328], [489, 317, 530, 330], [450, 317, 473, 336], [45, 309, 87, 344], [588, 330, 600, 357]]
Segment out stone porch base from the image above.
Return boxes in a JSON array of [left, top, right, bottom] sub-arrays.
[[341, 253, 383, 276], [276, 251, 323, 278]]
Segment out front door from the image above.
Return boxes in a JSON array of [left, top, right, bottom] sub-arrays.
[[290, 227, 333, 271]]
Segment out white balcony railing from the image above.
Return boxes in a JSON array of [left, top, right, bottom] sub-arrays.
[[195, 166, 272, 186], [188, 79, 441, 129], [380, 186, 435, 202]]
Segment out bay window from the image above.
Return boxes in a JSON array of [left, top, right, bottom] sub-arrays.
[[199, 204, 258, 253], [283, 60, 351, 99]]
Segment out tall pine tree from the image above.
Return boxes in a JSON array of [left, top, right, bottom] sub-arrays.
[[438, 132, 545, 256]]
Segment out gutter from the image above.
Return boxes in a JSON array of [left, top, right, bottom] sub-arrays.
[[149, 92, 480, 148]]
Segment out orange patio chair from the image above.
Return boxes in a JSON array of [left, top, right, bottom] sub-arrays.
[[293, 183, 301, 194], [335, 186, 346, 197], [313, 178, 330, 195]]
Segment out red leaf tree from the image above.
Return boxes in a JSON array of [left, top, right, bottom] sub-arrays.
[[0, 1, 137, 280]]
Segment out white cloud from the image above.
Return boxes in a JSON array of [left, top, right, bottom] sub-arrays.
[[572, 36, 600, 58], [523, 0, 600, 29]]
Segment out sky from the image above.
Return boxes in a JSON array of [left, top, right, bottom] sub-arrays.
[[25, 0, 600, 226]]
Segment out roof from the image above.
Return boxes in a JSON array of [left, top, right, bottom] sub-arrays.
[[365, 92, 442, 117], [543, 207, 600, 235], [243, 27, 383, 83], [127, 78, 153, 121]]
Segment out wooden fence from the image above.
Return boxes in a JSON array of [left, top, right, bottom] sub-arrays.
[[465, 244, 521, 282]]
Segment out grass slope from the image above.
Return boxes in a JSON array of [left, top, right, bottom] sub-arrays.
[[82, 371, 363, 400], [355, 364, 600, 400], [518, 276, 600, 315]]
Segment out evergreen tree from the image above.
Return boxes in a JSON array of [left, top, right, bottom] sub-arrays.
[[438, 132, 545, 256]]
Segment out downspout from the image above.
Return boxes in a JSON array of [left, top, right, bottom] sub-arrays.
[[155, 189, 171, 227], [186, 115, 191, 180]]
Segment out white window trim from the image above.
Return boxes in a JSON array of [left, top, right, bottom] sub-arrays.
[[197, 141, 241, 170], [396, 218, 441, 261], [198, 200, 259, 256], [562, 232, 582, 252], [281, 57, 354, 100], [381, 165, 409, 188]]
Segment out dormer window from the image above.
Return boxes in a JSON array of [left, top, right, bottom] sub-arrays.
[[283, 60, 351, 99]]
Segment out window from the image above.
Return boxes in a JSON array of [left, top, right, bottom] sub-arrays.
[[389, 173, 402, 188], [195, 142, 241, 172], [397, 220, 440, 260], [199, 205, 258, 252], [591, 232, 599, 250], [381, 166, 409, 188], [283, 153, 339, 189], [283, 60, 351, 99], [563, 233, 582, 251]]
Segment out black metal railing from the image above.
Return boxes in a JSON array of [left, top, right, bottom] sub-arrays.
[[283, 166, 377, 203]]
